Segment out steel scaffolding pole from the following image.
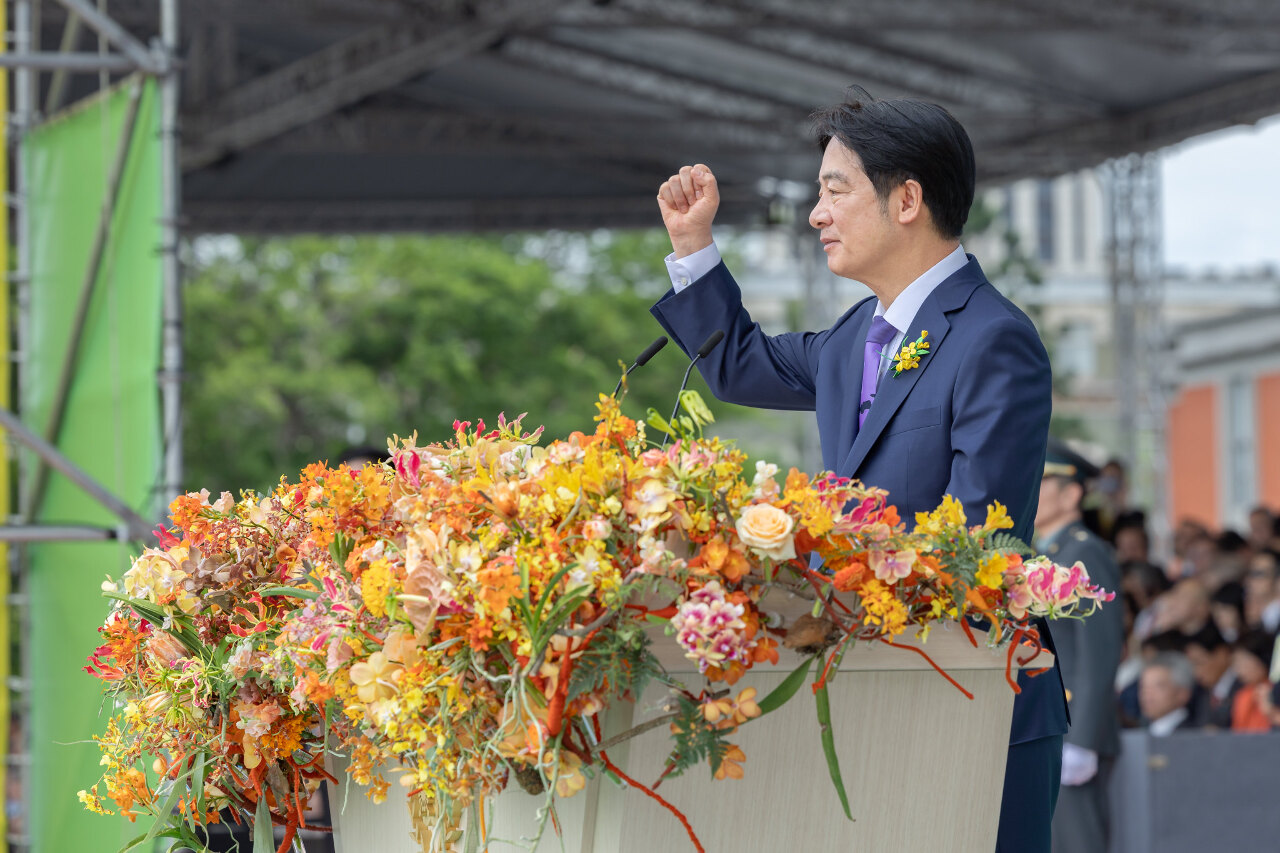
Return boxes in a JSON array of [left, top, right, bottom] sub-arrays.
[[1102, 152, 1168, 555], [159, 0, 182, 506]]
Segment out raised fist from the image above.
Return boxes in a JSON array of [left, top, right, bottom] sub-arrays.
[[656, 164, 720, 258]]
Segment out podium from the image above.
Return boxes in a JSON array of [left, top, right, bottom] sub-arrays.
[[331, 594, 1048, 853]]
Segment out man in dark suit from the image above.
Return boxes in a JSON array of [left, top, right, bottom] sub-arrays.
[[650, 87, 1067, 853], [1036, 440, 1124, 853]]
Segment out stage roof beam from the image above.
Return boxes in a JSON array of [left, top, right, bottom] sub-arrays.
[[183, 0, 577, 169]]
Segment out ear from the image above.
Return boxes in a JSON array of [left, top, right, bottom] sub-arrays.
[[895, 179, 926, 226]]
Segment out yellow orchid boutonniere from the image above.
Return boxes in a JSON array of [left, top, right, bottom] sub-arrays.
[[891, 330, 930, 376]]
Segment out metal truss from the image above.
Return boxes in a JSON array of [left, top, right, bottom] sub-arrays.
[[183, 0, 578, 168], [1101, 153, 1168, 547], [500, 35, 795, 122], [983, 65, 1280, 182], [185, 189, 768, 234], [266, 108, 802, 158]]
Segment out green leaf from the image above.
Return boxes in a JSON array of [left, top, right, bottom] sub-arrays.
[[258, 586, 320, 600], [645, 408, 676, 437], [677, 389, 715, 426], [815, 677, 853, 821], [755, 654, 814, 716], [252, 794, 275, 853], [190, 752, 207, 826]]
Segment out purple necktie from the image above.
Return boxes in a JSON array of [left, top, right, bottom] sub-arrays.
[[858, 315, 899, 429]]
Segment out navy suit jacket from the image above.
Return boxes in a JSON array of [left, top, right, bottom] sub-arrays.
[[651, 256, 1069, 745]]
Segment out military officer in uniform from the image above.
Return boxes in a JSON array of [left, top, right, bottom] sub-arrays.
[[1038, 439, 1125, 853]]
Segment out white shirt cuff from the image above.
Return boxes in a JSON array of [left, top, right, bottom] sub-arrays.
[[1060, 743, 1098, 786], [665, 243, 722, 293]]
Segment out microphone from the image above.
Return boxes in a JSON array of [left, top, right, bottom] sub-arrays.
[[662, 330, 725, 447], [612, 336, 669, 397]]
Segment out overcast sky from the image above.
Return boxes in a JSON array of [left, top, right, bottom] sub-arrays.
[[1162, 114, 1280, 273]]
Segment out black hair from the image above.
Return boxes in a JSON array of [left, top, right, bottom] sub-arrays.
[[811, 86, 975, 239], [1211, 581, 1246, 625], [1186, 622, 1229, 654], [337, 445, 387, 466], [1235, 630, 1276, 670], [1142, 629, 1189, 654], [1216, 530, 1249, 554]]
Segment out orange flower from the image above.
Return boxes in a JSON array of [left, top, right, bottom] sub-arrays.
[[476, 559, 521, 614], [833, 558, 869, 591], [699, 536, 749, 582], [714, 744, 746, 780]]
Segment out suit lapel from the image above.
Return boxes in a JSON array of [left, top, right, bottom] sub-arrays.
[[839, 261, 985, 478], [840, 301, 950, 476], [837, 307, 875, 462]]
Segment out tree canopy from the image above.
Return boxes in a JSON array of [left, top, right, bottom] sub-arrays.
[[182, 231, 743, 493]]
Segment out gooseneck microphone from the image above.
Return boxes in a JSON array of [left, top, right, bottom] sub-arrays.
[[612, 335, 670, 397], [662, 329, 725, 448]]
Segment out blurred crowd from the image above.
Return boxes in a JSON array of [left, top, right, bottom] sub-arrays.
[[1114, 501, 1280, 735]]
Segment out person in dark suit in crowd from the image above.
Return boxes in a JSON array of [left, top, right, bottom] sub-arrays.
[[650, 86, 1066, 853], [1140, 653, 1201, 736], [1037, 440, 1124, 853], [1117, 630, 1189, 728], [1184, 624, 1241, 729]]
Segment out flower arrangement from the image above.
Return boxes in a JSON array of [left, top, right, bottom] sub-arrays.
[[81, 393, 1111, 853]]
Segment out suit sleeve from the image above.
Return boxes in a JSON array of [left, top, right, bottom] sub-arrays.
[[1063, 541, 1125, 751], [945, 314, 1052, 543], [650, 261, 825, 411]]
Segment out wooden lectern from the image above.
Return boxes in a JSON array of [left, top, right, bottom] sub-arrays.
[[331, 595, 1048, 853]]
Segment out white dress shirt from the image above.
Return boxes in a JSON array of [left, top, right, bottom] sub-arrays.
[[666, 242, 969, 377], [1148, 707, 1189, 737]]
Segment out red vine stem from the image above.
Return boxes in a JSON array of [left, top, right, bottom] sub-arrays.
[[1004, 628, 1027, 693], [275, 817, 298, 853], [599, 750, 705, 853], [878, 637, 974, 700]]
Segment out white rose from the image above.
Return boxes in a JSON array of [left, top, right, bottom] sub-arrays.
[[735, 504, 796, 561]]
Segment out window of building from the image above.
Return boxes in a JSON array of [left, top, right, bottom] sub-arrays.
[[1227, 375, 1257, 520], [1072, 175, 1087, 263], [1037, 179, 1055, 264]]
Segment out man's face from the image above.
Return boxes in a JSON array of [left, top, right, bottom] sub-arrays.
[[1035, 476, 1078, 533], [808, 140, 896, 282], [1185, 643, 1230, 689], [1139, 665, 1190, 721]]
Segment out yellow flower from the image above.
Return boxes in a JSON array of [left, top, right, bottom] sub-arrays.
[[349, 652, 401, 704], [982, 501, 1014, 532], [914, 494, 967, 536], [976, 553, 1008, 589], [553, 751, 587, 798], [360, 557, 393, 618]]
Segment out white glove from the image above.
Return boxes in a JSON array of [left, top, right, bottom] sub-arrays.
[[1060, 743, 1098, 786]]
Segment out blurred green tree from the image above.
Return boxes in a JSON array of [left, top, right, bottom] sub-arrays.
[[181, 230, 744, 492]]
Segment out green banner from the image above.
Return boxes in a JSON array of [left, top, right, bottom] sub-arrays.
[[22, 77, 162, 852]]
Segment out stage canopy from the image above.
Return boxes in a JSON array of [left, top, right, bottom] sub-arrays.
[[41, 0, 1280, 232]]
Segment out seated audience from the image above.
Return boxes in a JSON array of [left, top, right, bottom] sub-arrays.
[[1136, 579, 1211, 641], [1244, 549, 1280, 633], [1184, 624, 1241, 728], [1210, 581, 1246, 642], [1139, 653, 1200, 736], [1118, 630, 1189, 728], [1230, 630, 1277, 732], [1248, 505, 1275, 551]]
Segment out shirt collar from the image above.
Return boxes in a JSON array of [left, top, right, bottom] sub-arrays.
[[1149, 706, 1188, 737], [874, 243, 968, 331]]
